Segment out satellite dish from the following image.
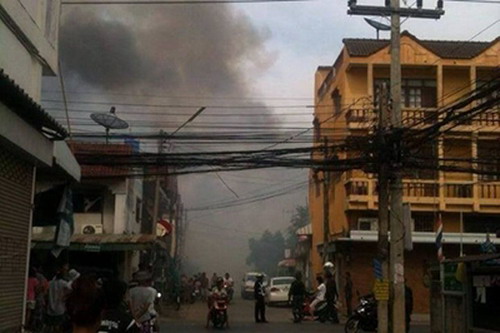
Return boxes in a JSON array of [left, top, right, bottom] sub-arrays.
[[90, 107, 129, 143], [364, 18, 391, 39]]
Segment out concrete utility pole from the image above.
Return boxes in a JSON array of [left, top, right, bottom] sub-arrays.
[[323, 136, 330, 263], [377, 82, 390, 333], [388, 2, 405, 331], [347, 1, 444, 332], [152, 130, 165, 230]]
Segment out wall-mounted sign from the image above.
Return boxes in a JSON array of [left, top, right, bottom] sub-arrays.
[[156, 219, 173, 237]]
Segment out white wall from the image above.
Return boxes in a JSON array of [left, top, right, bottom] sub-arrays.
[[0, 0, 60, 101]]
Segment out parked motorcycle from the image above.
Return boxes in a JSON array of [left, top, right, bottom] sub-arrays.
[[345, 294, 377, 333], [209, 295, 229, 329]]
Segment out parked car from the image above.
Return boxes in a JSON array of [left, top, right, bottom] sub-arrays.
[[265, 276, 295, 306], [241, 272, 267, 299]]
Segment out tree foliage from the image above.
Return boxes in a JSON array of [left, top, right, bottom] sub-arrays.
[[246, 230, 285, 276], [285, 205, 309, 249]]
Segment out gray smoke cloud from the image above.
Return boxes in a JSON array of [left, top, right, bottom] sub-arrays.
[[54, 4, 307, 280], [60, 5, 274, 96]]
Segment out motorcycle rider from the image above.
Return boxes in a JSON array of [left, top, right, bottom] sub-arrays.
[[310, 276, 326, 317], [288, 271, 306, 323], [206, 277, 229, 328], [223, 273, 234, 300], [128, 271, 158, 332]]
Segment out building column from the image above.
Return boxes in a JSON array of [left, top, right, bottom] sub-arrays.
[[438, 138, 446, 210], [437, 65, 443, 107], [367, 63, 374, 99], [472, 132, 480, 211]]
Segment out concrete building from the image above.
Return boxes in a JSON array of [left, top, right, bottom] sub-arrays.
[[309, 32, 500, 315], [32, 142, 157, 280], [0, 0, 81, 330]]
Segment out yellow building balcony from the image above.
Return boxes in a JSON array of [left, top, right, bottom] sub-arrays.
[[344, 178, 500, 213], [344, 106, 499, 133]]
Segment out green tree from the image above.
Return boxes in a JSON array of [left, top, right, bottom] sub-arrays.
[[246, 230, 285, 276], [285, 205, 309, 249]]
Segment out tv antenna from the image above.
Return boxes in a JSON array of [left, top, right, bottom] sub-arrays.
[[364, 18, 390, 39], [90, 106, 129, 143]]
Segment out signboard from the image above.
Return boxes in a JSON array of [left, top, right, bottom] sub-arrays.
[[156, 219, 173, 237], [84, 244, 101, 252], [442, 262, 463, 292], [373, 279, 389, 301]]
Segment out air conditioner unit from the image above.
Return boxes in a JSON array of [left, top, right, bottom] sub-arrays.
[[81, 224, 103, 235], [358, 218, 378, 231]]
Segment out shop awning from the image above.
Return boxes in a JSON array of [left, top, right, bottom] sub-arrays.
[[296, 224, 312, 236], [31, 233, 157, 252]]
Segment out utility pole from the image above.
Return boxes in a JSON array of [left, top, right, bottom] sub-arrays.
[[388, 2, 405, 331], [347, 1, 444, 331], [377, 82, 390, 333], [323, 136, 330, 263], [152, 130, 165, 232]]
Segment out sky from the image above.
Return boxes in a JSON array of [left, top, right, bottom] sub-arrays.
[[44, 0, 499, 281]]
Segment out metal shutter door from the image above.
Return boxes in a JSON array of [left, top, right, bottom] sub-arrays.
[[0, 147, 33, 332]]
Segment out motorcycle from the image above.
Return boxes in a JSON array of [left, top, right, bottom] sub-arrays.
[[209, 295, 229, 329], [224, 283, 234, 302], [345, 294, 377, 333], [292, 295, 331, 323]]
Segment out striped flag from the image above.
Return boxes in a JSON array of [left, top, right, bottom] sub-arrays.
[[436, 213, 445, 262]]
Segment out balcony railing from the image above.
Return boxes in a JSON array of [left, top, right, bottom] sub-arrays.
[[403, 182, 439, 197], [445, 183, 473, 198], [345, 180, 369, 196], [479, 183, 500, 199]]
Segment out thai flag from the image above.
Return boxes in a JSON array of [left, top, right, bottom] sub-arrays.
[[436, 213, 445, 262]]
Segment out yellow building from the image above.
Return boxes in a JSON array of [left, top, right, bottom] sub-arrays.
[[309, 31, 500, 314]]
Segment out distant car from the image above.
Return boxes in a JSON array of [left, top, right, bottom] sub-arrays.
[[241, 272, 268, 300], [266, 276, 295, 306]]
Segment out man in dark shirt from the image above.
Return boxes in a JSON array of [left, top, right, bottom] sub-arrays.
[[99, 279, 139, 333], [254, 274, 268, 323], [325, 271, 339, 323], [288, 272, 306, 323]]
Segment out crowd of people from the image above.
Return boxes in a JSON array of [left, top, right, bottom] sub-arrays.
[[180, 272, 234, 303], [25, 262, 161, 333]]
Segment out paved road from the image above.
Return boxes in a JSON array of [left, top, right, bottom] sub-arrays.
[[159, 296, 431, 332]]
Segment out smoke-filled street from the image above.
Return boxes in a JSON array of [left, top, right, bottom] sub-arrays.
[[159, 297, 431, 333]]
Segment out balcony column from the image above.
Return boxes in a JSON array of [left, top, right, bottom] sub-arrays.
[[437, 64, 443, 108], [368, 179, 375, 209], [470, 66, 477, 92], [367, 63, 374, 99], [472, 132, 480, 211], [438, 138, 446, 210]]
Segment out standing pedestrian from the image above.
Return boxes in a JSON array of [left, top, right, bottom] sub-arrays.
[[200, 272, 209, 301], [405, 280, 413, 333], [288, 271, 306, 323], [254, 274, 268, 323], [66, 274, 105, 333], [345, 272, 353, 317], [46, 263, 72, 332], [99, 278, 139, 332], [325, 271, 339, 323], [25, 267, 39, 330]]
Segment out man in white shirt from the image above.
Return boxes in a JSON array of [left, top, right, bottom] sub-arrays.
[[310, 276, 326, 316]]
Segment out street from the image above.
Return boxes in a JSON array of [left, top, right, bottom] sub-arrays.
[[159, 297, 431, 332]]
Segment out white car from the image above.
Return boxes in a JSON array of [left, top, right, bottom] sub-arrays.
[[266, 276, 295, 305], [241, 272, 268, 299]]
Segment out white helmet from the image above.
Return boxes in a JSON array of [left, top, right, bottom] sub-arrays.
[[323, 261, 335, 270]]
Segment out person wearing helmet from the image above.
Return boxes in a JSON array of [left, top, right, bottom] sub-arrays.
[[206, 277, 228, 328], [254, 274, 268, 323]]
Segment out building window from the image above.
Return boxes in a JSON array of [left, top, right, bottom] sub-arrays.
[[136, 198, 142, 223], [374, 79, 436, 108], [73, 191, 102, 213], [313, 117, 320, 142], [478, 141, 500, 181], [331, 89, 342, 115]]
